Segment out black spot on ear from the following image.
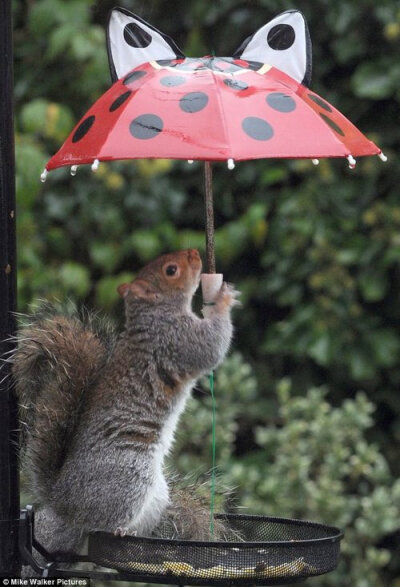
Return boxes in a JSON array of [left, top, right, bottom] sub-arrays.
[[123, 23, 152, 48], [267, 24, 296, 50]]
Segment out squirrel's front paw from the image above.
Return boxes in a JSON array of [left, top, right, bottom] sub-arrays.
[[216, 282, 241, 312], [114, 526, 137, 538]]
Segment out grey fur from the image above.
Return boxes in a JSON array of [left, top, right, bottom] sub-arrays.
[[12, 250, 237, 571]]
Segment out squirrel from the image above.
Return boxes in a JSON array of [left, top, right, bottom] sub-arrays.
[[12, 249, 239, 564]]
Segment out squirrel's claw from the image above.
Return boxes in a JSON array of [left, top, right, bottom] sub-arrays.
[[217, 282, 241, 310], [225, 282, 242, 307]]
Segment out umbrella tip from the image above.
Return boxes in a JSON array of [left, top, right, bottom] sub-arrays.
[[91, 159, 100, 172], [227, 158, 235, 170], [347, 155, 356, 169], [70, 165, 78, 176], [378, 151, 388, 162], [40, 168, 48, 183], [312, 159, 319, 166]]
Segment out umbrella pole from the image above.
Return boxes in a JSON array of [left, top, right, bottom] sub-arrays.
[[203, 161, 216, 274]]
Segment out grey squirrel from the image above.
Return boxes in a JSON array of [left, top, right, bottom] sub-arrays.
[[12, 249, 239, 561]]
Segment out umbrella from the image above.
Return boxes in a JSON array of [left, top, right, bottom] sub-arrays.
[[42, 8, 386, 274]]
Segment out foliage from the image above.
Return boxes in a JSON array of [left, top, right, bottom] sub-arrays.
[[89, 354, 400, 587], [12, 0, 400, 583], [173, 355, 400, 587]]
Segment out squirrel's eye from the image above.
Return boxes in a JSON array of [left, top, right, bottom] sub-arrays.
[[165, 264, 178, 276]]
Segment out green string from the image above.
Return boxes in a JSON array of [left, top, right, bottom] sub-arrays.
[[209, 371, 216, 538]]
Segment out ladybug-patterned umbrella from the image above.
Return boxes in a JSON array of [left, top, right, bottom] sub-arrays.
[[42, 8, 386, 272]]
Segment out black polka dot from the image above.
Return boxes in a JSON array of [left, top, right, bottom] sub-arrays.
[[223, 78, 249, 91], [266, 92, 296, 112], [267, 24, 296, 50], [179, 92, 209, 113], [123, 70, 147, 85], [160, 75, 186, 87], [227, 63, 247, 73], [72, 115, 95, 143], [242, 117, 274, 141], [320, 113, 345, 136], [308, 94, 332, 112], [130, 114, 163, 140], [157, 59, 176, 66], [109, 91, 132, 112], [123, 23, 151, 48], [246, 60, 264, 71]]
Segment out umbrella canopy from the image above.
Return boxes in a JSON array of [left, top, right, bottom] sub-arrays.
[[41, 8, 386, 273], [45, 57, 380, 172], [44, 8, 383, 175]]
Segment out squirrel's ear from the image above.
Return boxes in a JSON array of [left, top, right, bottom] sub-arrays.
[[117, 283, 131, 298], [233, 10, 312, 87], [107, 7, 185, 82], [117, 280, 160, 302]]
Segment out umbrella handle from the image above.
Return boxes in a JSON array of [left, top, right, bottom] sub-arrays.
[[201, 273, 223, 313], [204, 161, 216, 274]]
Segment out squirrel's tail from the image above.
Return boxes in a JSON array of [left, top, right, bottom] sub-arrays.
[[10, 303, 116, 502]]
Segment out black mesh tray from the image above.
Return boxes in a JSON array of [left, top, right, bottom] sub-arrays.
[[88, 514, 343, 586]]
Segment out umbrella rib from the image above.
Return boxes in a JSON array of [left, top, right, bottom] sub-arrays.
[[210, 67, 234, 160]]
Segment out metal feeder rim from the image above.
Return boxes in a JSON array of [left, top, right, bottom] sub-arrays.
[[89, 513, 344, 548]]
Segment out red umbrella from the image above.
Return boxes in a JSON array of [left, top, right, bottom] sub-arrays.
[[42, 8, 386, 272]]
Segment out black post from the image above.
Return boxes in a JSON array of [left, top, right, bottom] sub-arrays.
[[0, 0, 20, 577]]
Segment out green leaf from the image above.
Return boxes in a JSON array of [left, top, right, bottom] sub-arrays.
[[20, 99, 74, 141], [352, 61, 400, 99], [15, 138, 48, 207], [47, 24, 76, 60], [129, 231, 162, 262], [349, 348, 376, 380], [308, 333, 333, 366], [89, 242, 122, 273], [359, 270, 388, 302], [370, 329, 400, 368], [58, 262, 90, 298]]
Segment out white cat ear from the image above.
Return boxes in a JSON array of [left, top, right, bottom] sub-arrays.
[[107, 7, 185, 82], [233, 10, 312, 87]]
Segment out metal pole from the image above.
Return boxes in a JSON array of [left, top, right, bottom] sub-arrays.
[[0, 0, 20, 577], [203, 161, 216, 274]]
